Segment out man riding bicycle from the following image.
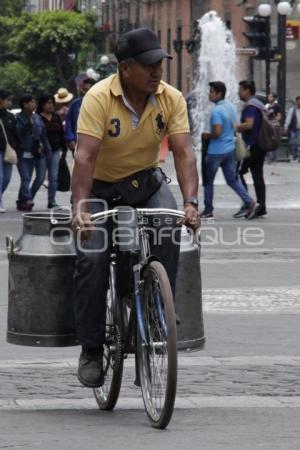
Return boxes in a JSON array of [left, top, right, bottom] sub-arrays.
[[71, 28, 200, 388]]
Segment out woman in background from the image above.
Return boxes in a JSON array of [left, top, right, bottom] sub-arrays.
[[37, 93, 67, 208], [0, 89, 20, 212]]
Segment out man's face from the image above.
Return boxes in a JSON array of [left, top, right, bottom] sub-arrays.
[[122, 59, 163, 95], [209, 88, 221, 103], [296, 98, 300, 108], [267, 94, 275, 104], [238, 86, 247, 101], [80, 83, 93, 96], [0, 96, 12, 110]]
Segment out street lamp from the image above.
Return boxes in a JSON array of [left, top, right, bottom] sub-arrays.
[[257, 1, 300, 116]]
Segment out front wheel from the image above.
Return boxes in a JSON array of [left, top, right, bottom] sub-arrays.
[[137, 260, 177, 429], [93, 263, 124, 410]]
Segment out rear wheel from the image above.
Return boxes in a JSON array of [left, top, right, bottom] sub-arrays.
[[93, 262, 124, 410], [137, 261, 177, 429]]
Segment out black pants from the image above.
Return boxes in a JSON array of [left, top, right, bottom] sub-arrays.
[[239, 145, 266, 210], [73, 181, 181, 347]]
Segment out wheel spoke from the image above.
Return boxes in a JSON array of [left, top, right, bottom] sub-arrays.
[[137, 261, 177, 429]]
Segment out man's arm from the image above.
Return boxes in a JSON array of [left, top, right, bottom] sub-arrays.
[[284, 107, 293, 131], [168, 132, 200, 229], [71, 133, 101, 237], [236, 117, 254, 132], [202, 124, 222, 140], [65, 102, 78, 152]]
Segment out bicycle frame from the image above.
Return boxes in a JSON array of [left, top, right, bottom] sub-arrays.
[[91, 207, 186, 349]]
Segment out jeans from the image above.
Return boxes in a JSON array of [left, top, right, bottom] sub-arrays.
[[239, 145, 266, 210], [17, 156, 47, 204], [73, 181, 181, 347], [0, 151, 13, 207], [204, 151, 253, 213], [289, 130, 300, 161], [266, 149, 278, 162], [47, 150, 60, 204]]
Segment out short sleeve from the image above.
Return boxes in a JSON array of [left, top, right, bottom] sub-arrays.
[[243, 105, 257, 120], [211, 108, 223, 126], [166, 95, 190, 136], [77, 91, 107, 140]]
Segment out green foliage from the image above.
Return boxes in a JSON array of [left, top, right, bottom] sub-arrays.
[[9, 11, 96, 85], [0, 62, 58, 104], [0, 10, 101, 96], [0, 16, 15, 62], [0, 0, 27, 17]]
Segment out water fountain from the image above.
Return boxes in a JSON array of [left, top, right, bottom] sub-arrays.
[[190, 11, 240, 152]]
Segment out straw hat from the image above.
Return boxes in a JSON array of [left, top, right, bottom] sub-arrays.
[[54, 87, 74, 104]]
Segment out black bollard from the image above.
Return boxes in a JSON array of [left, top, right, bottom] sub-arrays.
[[176, 227, 205, 351]]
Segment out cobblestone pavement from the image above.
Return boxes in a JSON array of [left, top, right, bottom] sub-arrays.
[[202, 287, 300, 313], [0, 355, 300, 408]]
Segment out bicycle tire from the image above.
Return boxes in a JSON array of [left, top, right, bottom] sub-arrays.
[[93, 264, 124, 410], [137, 260, 177, 429]]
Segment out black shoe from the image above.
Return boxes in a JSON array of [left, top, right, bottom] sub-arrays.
[[245, 201, 257, 220], [255, 205, 268, 217], [47, 201, 59, 209], [200, 210, 214, 219], [233, 204, 247, 218], [16, 201, 34, 212], [78, 347, 104, 388]]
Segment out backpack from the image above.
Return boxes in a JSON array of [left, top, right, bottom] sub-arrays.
[[257, 110, 281, 152]]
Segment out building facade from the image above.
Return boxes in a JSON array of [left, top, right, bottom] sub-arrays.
[[25, 0, 300, 101]]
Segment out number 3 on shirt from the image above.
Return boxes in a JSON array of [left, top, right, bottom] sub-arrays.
[[108, 118, 121, 137]]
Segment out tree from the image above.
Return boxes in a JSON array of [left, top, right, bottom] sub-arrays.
[[9, 10, 98, 90], [0, 0, 27, 17], [0, 62, 58, 104]]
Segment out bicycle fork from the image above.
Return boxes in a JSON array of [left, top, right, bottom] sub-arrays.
[[133, 263, 147, 345]]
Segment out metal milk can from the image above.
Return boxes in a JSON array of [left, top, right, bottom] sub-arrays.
[[6, 212, 77, 346]]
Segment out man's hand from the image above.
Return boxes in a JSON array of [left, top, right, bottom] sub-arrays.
[[67, 141, 76, 152], [72, 211, 94, 242], [202, 132, 210, 141], [181, 204, 201, 232]]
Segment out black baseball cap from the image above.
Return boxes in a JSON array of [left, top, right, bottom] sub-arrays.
[[114, 28, 172, 65]]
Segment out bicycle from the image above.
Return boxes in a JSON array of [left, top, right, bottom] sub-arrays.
[[89, 206, 185, 429]]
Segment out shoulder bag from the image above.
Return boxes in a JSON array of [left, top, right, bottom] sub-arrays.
[[220, 105, 249, 161], [0, 118, 18, 165]]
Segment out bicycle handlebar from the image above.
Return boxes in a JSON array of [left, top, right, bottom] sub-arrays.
[[90, 208, 186, 223]]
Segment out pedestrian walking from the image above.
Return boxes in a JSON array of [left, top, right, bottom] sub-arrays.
[[16, 94, 51, 211], [64, 78, 96, 155], [235, 80, 267, 219], [0, 89, 20, 212], [71, 27, 200, 388], [37, 93, 67, 208], [265, 93, 282, 163], [200, 81, 255, 219], [54, 87, 74, 126], [284, 96, 300, 162]]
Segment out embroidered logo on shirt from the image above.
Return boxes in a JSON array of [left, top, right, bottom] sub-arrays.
[[132, 180, 139, 188], [108, 118, 121, 137], [155, 113, 165, 135]]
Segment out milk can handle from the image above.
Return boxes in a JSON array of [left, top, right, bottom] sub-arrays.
[[6, 235, 15, 256]]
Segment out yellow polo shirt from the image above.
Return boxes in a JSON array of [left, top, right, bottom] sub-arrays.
[[77, 73, 189, 182]]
